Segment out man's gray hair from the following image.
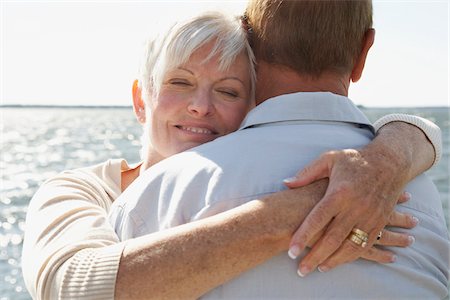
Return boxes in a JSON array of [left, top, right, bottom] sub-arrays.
[[139, 11, 256, 102]]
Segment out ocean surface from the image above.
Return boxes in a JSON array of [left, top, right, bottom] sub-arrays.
[[0, 106, 449, 299]]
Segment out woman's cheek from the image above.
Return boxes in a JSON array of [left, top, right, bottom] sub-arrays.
[[224, 101, 250, 132]]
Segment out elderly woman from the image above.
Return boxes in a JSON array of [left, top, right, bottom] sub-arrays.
[[22, 12, 440, 299]]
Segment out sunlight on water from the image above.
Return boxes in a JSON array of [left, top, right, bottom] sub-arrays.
[[0, 107, 142, 300], [0, 107, 448, 299]]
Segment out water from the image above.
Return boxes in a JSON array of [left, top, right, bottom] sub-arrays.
[[0, 106, 448, 299]]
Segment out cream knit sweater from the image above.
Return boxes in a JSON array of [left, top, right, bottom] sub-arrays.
[[21, 114, 442, 299], [22, 159, 129, 300]]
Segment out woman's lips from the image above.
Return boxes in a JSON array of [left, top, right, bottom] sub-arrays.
[[176, 125, 214, 135], [174, 123, 220, 136]]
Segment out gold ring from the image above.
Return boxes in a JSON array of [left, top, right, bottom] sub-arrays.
[[376, 231, 383, 241], [348, 233, 363, 246], [352, 228, 369, 240], [352, 228, 369, 239]]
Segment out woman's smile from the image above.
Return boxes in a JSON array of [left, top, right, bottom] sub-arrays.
[[173, 122, 219, 144]]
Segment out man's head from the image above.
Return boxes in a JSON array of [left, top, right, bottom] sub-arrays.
[[245, 0, 374, 100]]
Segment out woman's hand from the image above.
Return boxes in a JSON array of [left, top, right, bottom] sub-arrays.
[[301, 203, 418, 272], [332, 209, 418, 270], [284, 147, 414, 276]]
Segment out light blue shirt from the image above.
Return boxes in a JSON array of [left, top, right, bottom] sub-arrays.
[[110, 92, 449, 299]]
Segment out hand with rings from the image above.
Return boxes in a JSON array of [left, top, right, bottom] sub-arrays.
[[293, 207, 418, 276], [284, 148, 420, 277]]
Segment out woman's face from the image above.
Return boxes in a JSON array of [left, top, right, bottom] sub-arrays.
[[147, 42, 253, 163]]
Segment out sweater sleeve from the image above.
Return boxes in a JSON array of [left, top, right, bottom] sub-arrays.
[[373, 114, 442, 168], [22, 168, 124, 300]]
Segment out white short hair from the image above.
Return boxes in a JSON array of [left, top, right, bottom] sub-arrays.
[[139, 11, 256, 102]]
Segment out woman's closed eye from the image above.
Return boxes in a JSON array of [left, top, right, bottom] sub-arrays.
[[168, 78, 192, 86], [216, 88, 239, 99]]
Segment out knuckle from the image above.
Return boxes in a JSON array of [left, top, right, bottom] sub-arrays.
[[378, 251, 394, 263], [326, 188, 351, 206], [324, 234, 345, 250], [322, 151, 336, 159], [295, 232, 310, 245], [302, 164, 313, 173], [379, 231, 392, 245], [309, 206, 329, 225], [333, 183, 351, 196], [387, 212, 397, 224], [365, 247, 375, 256], [344, 238, 363, 253], [373, 253, 390, 263], [293, 227, 310, 244]]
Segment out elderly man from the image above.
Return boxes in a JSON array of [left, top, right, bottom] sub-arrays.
[[111, 0, 449, 298]]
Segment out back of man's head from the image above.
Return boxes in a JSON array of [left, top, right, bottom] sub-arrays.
[[245, 0, 373, 78]]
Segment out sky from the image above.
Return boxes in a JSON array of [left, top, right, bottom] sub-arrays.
[[1, 0, 449, 107]]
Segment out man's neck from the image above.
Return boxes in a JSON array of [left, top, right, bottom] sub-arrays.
[[255, 62, 350, 105]]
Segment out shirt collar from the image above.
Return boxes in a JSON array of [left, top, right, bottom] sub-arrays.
[[239, 92, 374, 133]]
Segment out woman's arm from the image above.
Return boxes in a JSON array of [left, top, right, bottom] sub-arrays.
[[21, 167, 123, 300], [115, 179, 415, 300], [23, 166, 410, 300], [115, 180, 326, 299], [285, 115, 441, 276]]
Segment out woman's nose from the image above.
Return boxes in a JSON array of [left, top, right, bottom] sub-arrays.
[[187, 89, 215, 117]]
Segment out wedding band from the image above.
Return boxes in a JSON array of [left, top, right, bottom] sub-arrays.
[[352, 228, 369, 240], [377, 231, 383, 241], [349, 228, 369, 247], [348, 233, 363, 246]]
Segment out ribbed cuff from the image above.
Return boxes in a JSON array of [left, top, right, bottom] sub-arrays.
[[373, 114, 442, 168], [59, 243, 125, 300]]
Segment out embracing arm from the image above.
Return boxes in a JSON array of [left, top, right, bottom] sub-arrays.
[[23, 161, 413, 300], [285, 114, 441, 275], [115, 180, 327, 299], [115, 176, 415, 300], [22, 166, 325, 300]]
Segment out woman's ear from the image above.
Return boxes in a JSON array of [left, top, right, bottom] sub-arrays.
[[132, 79, 146, 124]]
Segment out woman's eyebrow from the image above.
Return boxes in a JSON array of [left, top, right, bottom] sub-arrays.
[[219, 76, 246, 86], [175, 68, 246, 86], [176, 67, 194, 75]]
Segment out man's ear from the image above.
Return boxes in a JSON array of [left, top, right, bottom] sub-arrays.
[[132, 79, 146, 124], [351, 28, 375, 83]]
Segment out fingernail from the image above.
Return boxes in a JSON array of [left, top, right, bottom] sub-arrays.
[[411, 216, 419, 225], [390, 255, 397, 263], [408, 236, 415, 245], [288, 245, 301, 259], [404, 192, 412, 201], [318, 265, 328, 273], [297, 265, 310, 277], [283, 177, 297, 184]]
